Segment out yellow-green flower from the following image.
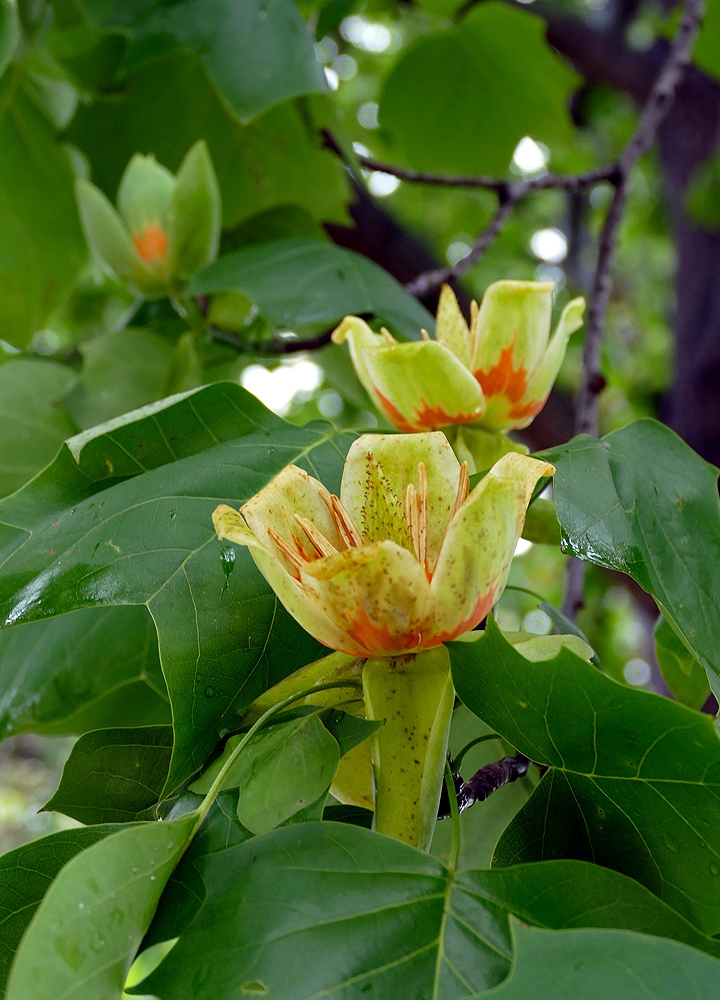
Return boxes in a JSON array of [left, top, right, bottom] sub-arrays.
[[333, 281, 585, 434], [213, 432, 553, 659], [75, 140, 220, 298]]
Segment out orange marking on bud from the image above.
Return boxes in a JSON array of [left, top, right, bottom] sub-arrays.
[[133, 223, 168, 266], [375, 389, 483, 433], [431, 585, 497, 646]]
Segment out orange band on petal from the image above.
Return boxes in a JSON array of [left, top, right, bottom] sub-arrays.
[[375, 389, 483, 433], [430, 585, 497, 646], [344, 604, 423, 657], [474, 343, 529, 405]]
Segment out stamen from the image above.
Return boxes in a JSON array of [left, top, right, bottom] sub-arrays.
[[469, 300, 479, 359], [322, 492, 363, 548], [381, 327, 397, 345], [417, 462, 428, 569], [449, 461, 470, 524], [294, 514, 338, 559], [405, 483, 419, 561], [268, 528, 307, 573], [420, 328, 431, 341]]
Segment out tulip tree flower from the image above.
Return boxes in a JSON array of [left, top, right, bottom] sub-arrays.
[[213, 432, 553, 850], [75, 140, 221, 299], [333, 281, 584, 470]]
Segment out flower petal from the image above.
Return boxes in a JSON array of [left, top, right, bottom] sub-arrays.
[[299, 541, 431, 657], [471, 281, 554, 429], [241, 465, 343, 572], [213, 504, 354, 653], [362, 341, 486, 432], [450, 425, 528, 476], [340, 432, 461, 572], [435, 284, 471, 367], [331, 741, 374, 810], [427, 453, 555, 641], [508, 296, 585, 428], [331, 316, 387, 412]]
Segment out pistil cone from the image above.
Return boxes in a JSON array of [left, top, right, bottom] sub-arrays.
[[362, 646, 454, 851]]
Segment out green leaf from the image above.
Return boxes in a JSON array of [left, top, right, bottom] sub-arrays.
[[462, 859, 720, 959], [191, 238, 434, 339], [65, 51, 347, 230], [692, 0, 720, 83], [63, 328, 175, 430], [319, 707, 381, 756], [545, 420, 720, 685], [143, 790, 251, 949], [685, 150, 720, 231], [323, 802, 374, 827], [0, 0, 20, 80], [136, 821, 514, 999], [6, 815, 196, 1000], [0, 75, 85, 347], [450, 619, 720, 934], [44, 725, 173, 824], [488, 920, 720, 999], [0, 825, 122, 997], [379, 2, 581, 176], [0, 605, 169, 737], [76, 0, 326, 123], [520, 498, 561, 546], [0, 359, 77, 498], [655, 615, 710, 710], [190, 714, 341, 834], [0, 383, 354, 791]]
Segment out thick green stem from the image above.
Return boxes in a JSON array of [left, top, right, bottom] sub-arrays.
[[362, 646, 454, 852]]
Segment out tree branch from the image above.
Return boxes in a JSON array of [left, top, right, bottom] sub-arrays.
[[561, 0, 704, 621]]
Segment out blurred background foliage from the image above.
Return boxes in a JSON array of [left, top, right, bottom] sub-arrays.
[[0, 0, 718, 856]]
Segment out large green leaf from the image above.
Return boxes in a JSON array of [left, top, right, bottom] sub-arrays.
[[44, 725, 173, 824], [65, 51, 347, 230], [137, 821, 514, 999], [692, 0, 720, 83], [0, 825, 123, 997], [545, 420, 720, 687], [462, 859, 720, 959], [64, 328, 175, 431], [0, 359, 77, 499], [0, 76, 85, 347], [488, 920, 720, 999], [0, 606, 169, 736], [76, 0, 325, 123], [191, 238, 434, 339], [6, 815, 196, 1000], [379, 3, 581, 176], [0, 383, 354, 790], [0, 0, 20, 83], [450, 620, 720, 935]]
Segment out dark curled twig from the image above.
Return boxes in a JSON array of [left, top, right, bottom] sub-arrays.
[[208, 325, 335, 355], [437, 753, 530, 818], [562, 0, 704, 620]]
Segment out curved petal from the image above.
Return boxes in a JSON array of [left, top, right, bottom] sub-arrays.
[[427, 453, 554, 641], [331, 741, 374, 810], [241, 465, 343, 572], [507, 296, 585, 428], [331, 316, 387, 413], [451, 426, 528, 476], [299, 541, 432, 657], [362, 341, 486, 432], [118, 153, 175, 237], [435, 284, 471, 367], [340, 432, 461, 571], [213, 504, 353, 653], [471, 280, 554, 375]]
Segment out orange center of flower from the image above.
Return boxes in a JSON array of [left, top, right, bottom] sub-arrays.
[[133, 223, 168, 266], [266, 460, 469, 583]]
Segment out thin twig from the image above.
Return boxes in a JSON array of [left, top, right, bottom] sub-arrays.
[[356, 155, 618, 194], [562, 0, 704, 620], [405, 187, 522, 297], [208, 325, 335, 355]]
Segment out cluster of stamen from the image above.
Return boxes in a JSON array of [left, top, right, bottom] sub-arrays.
[[267, 460, 470, 578]]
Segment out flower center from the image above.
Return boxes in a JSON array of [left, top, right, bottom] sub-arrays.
[[267, 461, 469, 580]]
